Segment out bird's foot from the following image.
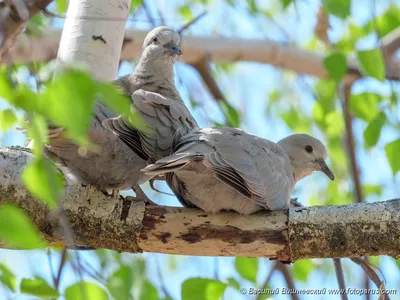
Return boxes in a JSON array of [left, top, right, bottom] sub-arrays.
[[149, 178, 174, 196], [290, 198, 304, 207], [131, 185, 157, 205]]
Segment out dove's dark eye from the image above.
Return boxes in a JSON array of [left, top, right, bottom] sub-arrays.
[[305, 145, 313, 153], [152, 37, 158, 44]]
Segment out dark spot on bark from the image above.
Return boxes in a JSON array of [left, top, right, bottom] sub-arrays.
[[181, 232, 201, 243], [184, 222, 190, 226], [204, 221, 211, 224], [120, 198, 132, 221], [156, 232, 171, 244], [147, 206, 168, 217], [179, 224, 287, 245], [197, 214, 208, 217], [92, 35, 107, 44], [139, 232, 148, 240]]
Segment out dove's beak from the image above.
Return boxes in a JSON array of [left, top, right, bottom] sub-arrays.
[[316, 159, 335, 181], [165, 42, 182, 56]]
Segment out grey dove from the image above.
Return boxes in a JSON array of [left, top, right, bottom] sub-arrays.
[[141, 127, 334, 214], [43, 26, 198, 196]]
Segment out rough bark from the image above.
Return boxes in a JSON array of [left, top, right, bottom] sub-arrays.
[[0, 0, 52, 62], [1, 148, 400, 261], [3, 29, 400, 81]]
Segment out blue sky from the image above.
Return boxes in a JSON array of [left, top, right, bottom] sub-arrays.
[[1, 0, 400, 299]]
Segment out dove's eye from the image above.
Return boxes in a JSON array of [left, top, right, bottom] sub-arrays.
[[305, 145, 313, 153], [152, 37, 158, 44]]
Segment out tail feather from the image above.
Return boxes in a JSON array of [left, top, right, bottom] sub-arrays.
[[141, 153, 203, 175]]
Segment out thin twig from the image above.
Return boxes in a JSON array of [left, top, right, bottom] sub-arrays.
[[190, 55, 225, 102], [256, 260, 277, 300], [154, 255, 175, 300], [333, 259, 348, 300], [47, 249, 57, 285], [276, 262, 298, 300], [350, 257, 389, 300], [55, 249, 68, 289], [214, 257, 220, 281], [340, 77, 374, 299], [177, 11, 207, 35]]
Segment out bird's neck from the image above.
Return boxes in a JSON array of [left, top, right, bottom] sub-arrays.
[[292, 163, 313, 183], [131, 57, 180, 99]]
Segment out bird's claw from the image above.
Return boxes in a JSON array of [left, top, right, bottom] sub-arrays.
[[149, 178, 174, 196], [290, 198, 303, 207]]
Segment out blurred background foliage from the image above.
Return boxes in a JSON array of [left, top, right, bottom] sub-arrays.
[[1, 0, 400, 299]]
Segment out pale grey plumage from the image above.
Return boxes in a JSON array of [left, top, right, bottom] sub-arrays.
[[44, 26, 195, 191], [142, 128, 334, 215], [102, 90, 198, 163]]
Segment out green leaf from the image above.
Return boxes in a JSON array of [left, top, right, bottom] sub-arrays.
[[281, 108, 311, 132], [130, 0, 142, 13], [364, 5, 400, 37], [315, 80, 336, 114], [181, 278, 227, 300], [22, 157, 64, 209], [97, 84, 149, 134], [179, 5, 193, 20], [364, 184, 382, 196], [226, 277, 240, 291], [322, 0, 350, 19], [0, 204, 46, 249], [357, 49, 385, 82], [65, 282, 108, 300], [56, 0, 68, 14], [0, 109, 17, 132], [364, 112, 386, 148], [281, 0, 292, 8], [323, 53, 347, 82], [42, 69, 96, 145], [20, 278, 59, 298], [234, 257, 258, 283], [0, 264, 16, 292], [25, 114, 47, 157], [385, 139, 400, 175], [248, 0, 258, 13], [325, 111, 345, 138], [292, 260, 314, 282], [107, 265, 134, 300], [219, 101, 241, 127], [138, 280, 159, 300], [349, 93, 381, 121], [0, 72, 13, 100]]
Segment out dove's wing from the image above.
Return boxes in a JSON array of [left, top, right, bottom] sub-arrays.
[[103, 89, 198, 161], [143, 127, 295, 210], [203, 128, 294, 210]]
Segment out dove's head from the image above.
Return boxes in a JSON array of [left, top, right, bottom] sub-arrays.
[[142, 26, 182, 62], [277, 134, 334, 183]]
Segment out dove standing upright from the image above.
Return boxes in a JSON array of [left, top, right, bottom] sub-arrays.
[[44, 26, 198, 195], [141, 128, 334, 214]]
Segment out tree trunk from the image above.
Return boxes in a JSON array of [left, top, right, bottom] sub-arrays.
[[56, 0, 131, 80]]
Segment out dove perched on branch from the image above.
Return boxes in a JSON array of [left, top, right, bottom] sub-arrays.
[[44, 26, 198, 196], [141, 128, 335, 214]]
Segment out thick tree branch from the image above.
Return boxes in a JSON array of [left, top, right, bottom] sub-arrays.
[[4, 29, 400, 81], [0, 0, 52, 62], [2, 148, 400, 261], [190, 54, 225, 102]]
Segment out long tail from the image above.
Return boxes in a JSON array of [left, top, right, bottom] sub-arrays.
[[141, 153, 203, 175]]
